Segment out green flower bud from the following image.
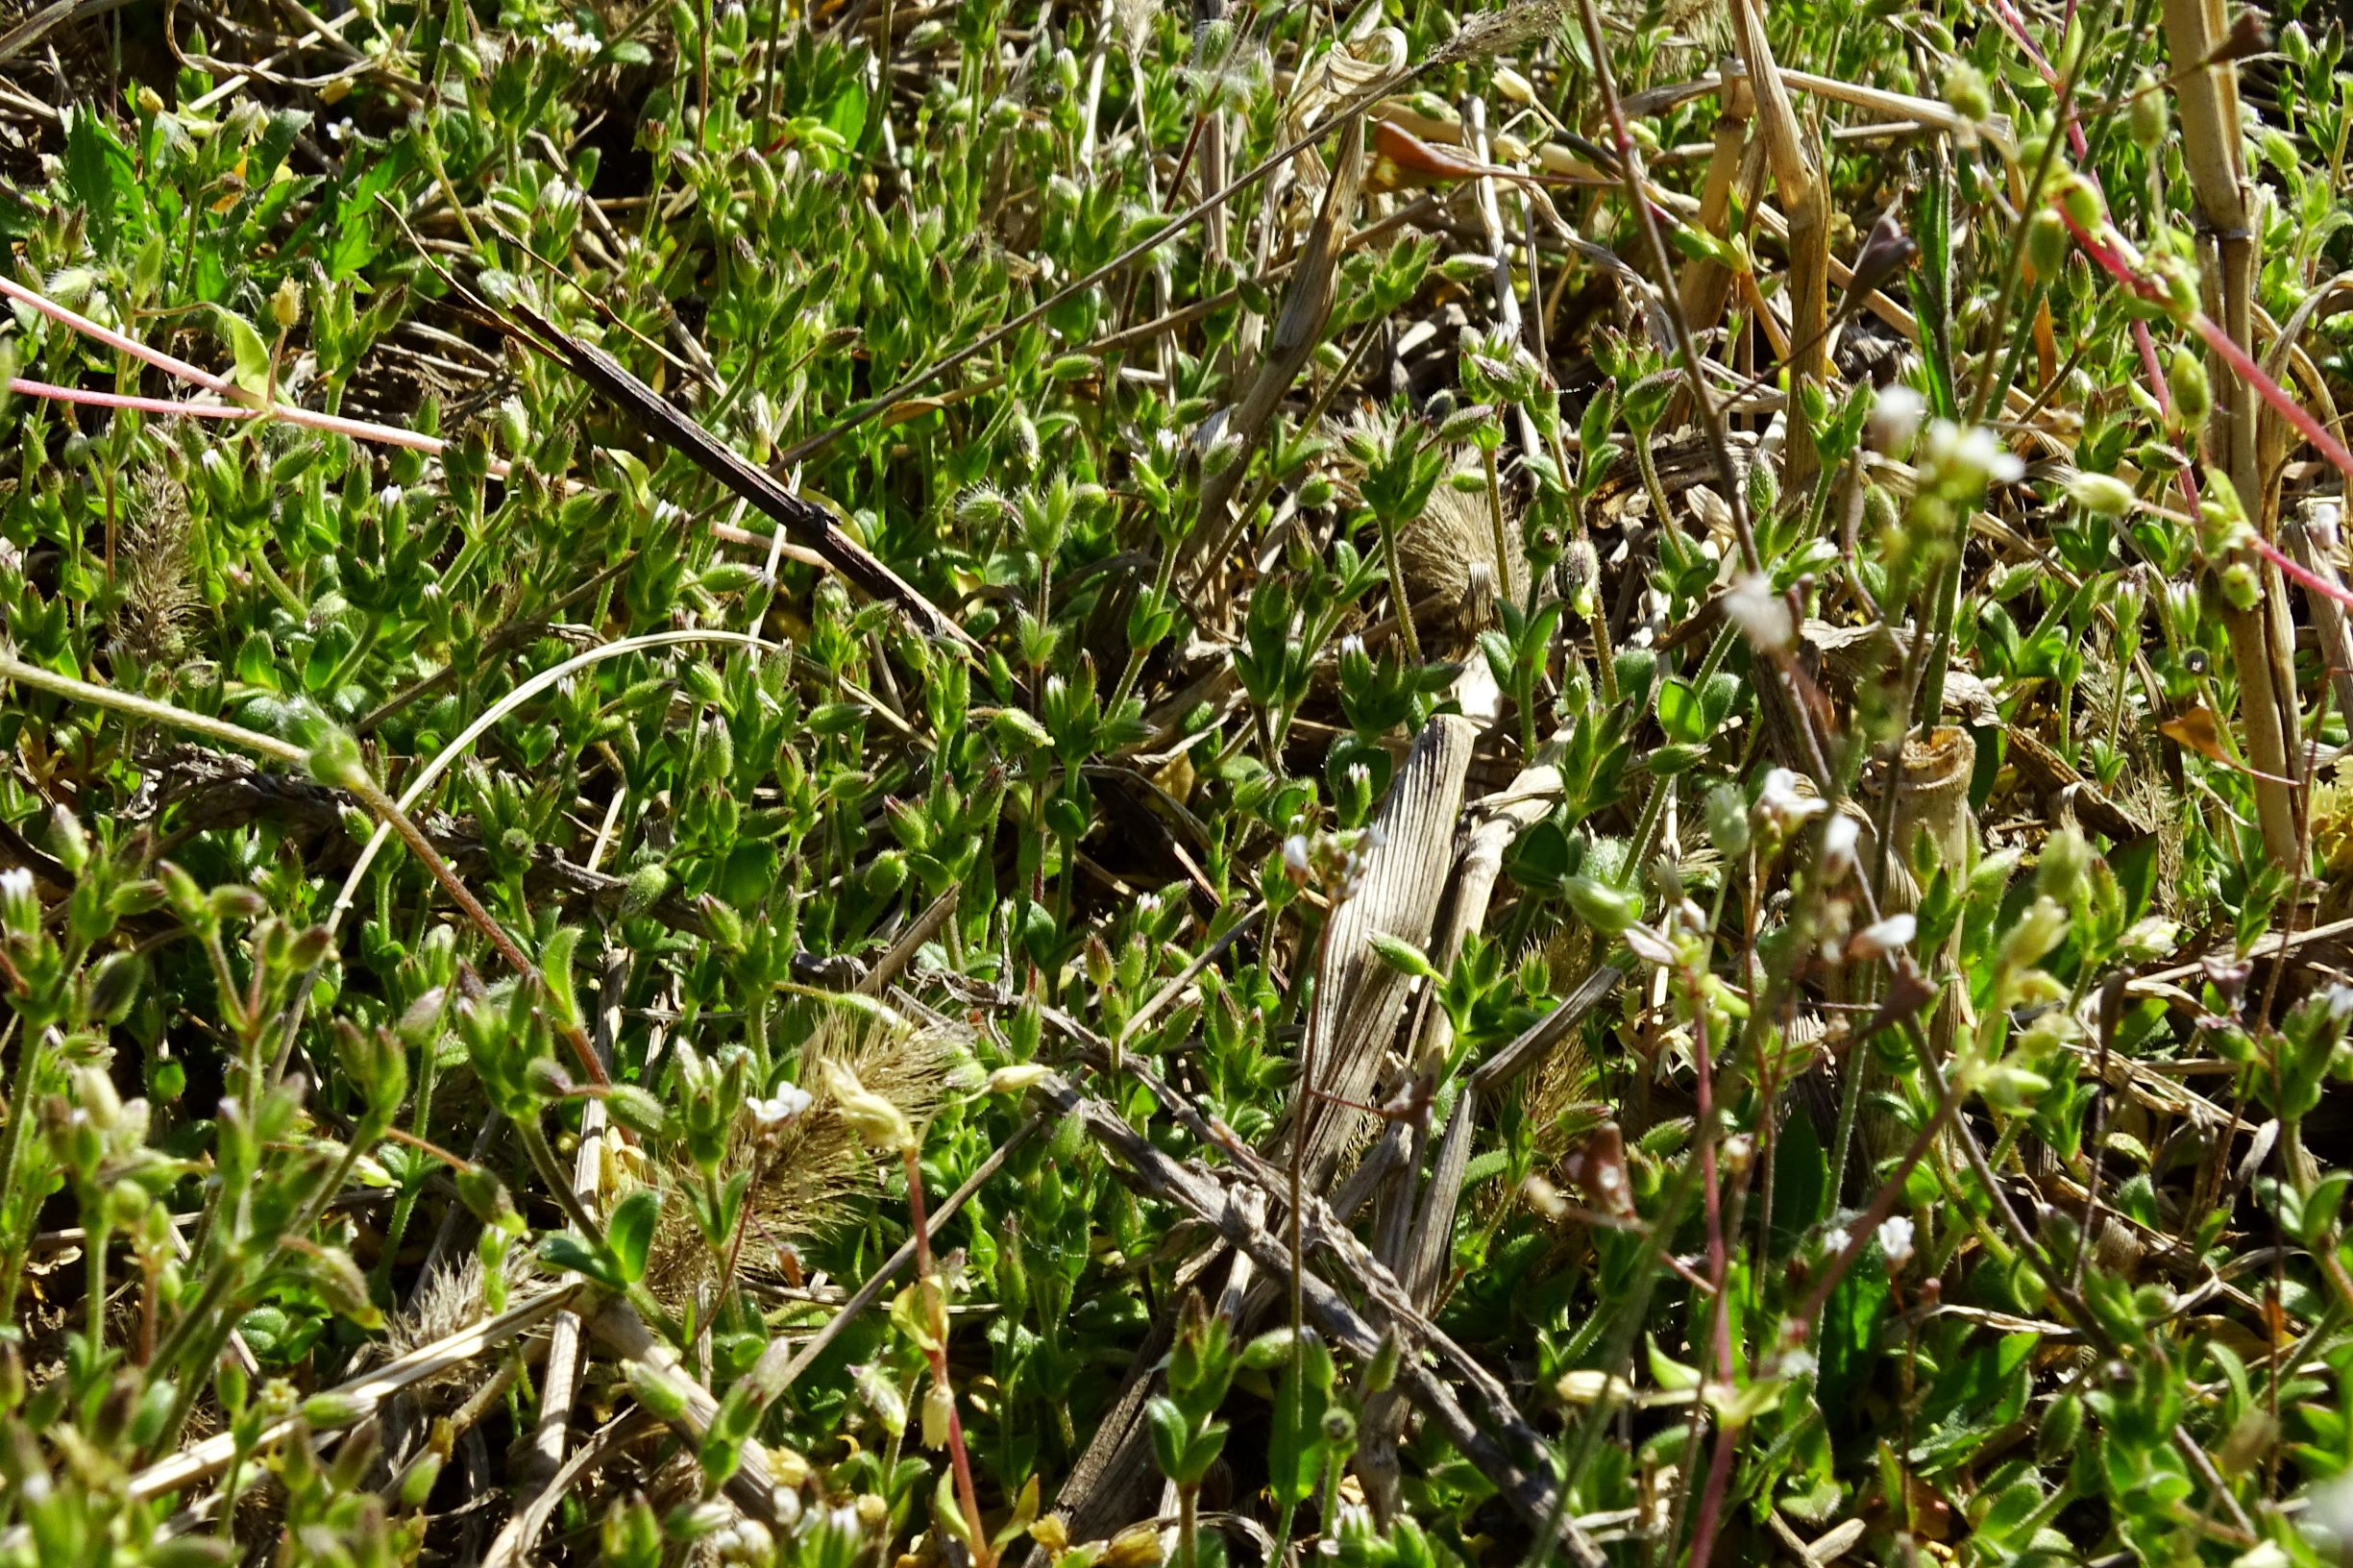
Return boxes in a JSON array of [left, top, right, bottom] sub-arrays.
[[2169, 347, 2211, 433], [2066, 470, 2136, 517], [2025, 209, 2070, 277], [2128, 73, 2168, 150], [306, 726, 367, 791], [1942, 60, 1993, 121], [2037, 1391, 2085, 1463]]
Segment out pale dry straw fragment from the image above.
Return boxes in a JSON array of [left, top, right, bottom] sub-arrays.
[[112, 465, 199, 665]]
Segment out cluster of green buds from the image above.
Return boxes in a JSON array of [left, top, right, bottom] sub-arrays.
[[2193, 467, 2261, 609], [676, 1039, 758, 1173]]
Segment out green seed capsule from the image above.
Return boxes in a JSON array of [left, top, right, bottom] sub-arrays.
[[2128, 74, 2168, 149], [1943, 61, 1993, 121], [2025, 209, 2070, 277], [2058, 173, 2105, 232], [2037, 1390, 2086, 1462], [2169, 346, 2212, 433]]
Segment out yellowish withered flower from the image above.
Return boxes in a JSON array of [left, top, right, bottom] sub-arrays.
[[985, 1063, 1050, 1096], [820, 1059, 917, 1154], [922, 1378, 955, 1449]]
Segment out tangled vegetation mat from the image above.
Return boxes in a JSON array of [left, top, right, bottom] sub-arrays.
[[6, 0, 2353, 1563]]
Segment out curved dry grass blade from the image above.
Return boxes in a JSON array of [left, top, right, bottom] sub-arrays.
[[124, 1286, 579, 1504], [1186, 117, 1365, 584], [1728, 0, 1830, 485], [1034, 1070, 1608, 1568]]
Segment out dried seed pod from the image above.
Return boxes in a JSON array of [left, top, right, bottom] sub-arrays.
[[1395, 451, 1526, 636]]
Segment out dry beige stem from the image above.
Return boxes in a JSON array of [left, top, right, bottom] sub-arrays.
[[1728, 0, 1829, 485], [1855, 725, 1976, 1166], [2165, 0, 2300, 867]]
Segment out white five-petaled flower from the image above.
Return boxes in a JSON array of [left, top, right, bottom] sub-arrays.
[[1754, 768, 1825, 837], [1877, 1214, 1916, 1269], [1923, 418, 2025, 489], [745, 1083, 814, 1133], [1822, 814, 1861, 880], [1868, 384, 1925, 455]]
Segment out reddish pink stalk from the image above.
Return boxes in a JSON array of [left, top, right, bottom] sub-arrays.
[[2057, 212, 2353, 499], [2191, 311, 2353, 486], [7, 277, 512, 475], [902, 1147, 994, 1568], [10, 379, 260, 418], [1990, 0, 2092, 159], [1684, 998, 1739, 1568], [0, 277, 230, 393], [2250, 532, 2353, 612]]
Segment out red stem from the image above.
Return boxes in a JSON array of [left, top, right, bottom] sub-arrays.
[[905, 1146, 993, 1568], [1684, 999, 1739, 1568], [2250, 532, 2353, 612]]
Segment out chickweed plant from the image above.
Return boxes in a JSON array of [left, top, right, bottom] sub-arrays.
[[12, 0, 2353, 1563]]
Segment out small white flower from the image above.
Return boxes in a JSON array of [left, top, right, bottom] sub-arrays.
[[1777, 1346, 1818, 1381], [1754, 768, 1824, 836], [2310, 500, 2342, 553], [548, 18, 600, 61], [1877, 1214, 1916, 1269], [0, 866, 35, 935], [1868, 384, 1926, 455], [1723, 572, 1794, 654], [1851, 913, 1917, 960], [2303, 1472, 2353, 1560], [1282, 833, 1311, 884], [1923, 418, 2025, 489], [377, 483, 405, 510], [745, 1083, 814, 1132], [1822, 814, 1861, 880]]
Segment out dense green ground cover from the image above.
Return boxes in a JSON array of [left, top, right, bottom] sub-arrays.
[[6, 0, 2353, 1563]]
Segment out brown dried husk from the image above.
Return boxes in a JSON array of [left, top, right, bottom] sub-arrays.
[[640, 1018, 966, 1303]]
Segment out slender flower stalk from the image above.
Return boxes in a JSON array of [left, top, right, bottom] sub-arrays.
[[904, 1145, 994, 1568], [2, 277, 511, 473]]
